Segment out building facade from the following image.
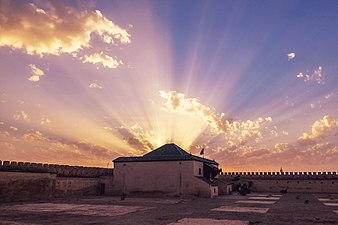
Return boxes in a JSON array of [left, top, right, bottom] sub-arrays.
[[113, 143, 220, 198]]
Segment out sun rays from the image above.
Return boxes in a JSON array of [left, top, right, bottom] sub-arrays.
[[0, 0, 337, 170]]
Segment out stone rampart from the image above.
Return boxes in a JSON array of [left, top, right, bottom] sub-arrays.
[[219, 171, 338, 193], [0, 171, 56, 202], [0, 160, 113, 178], [220, 171, 338, 180]]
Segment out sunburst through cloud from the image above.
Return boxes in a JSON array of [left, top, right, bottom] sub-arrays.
[[0, 0, 338, 172]]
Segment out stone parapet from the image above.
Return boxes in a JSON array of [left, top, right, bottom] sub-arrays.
[[219, 171, 338, 180], [0, 160, 113, 178]]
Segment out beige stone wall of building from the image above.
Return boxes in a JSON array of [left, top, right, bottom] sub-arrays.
[[113, 160, 216, 197], [193, 161, 203, 177]]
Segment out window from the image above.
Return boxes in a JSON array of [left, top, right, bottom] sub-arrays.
[[198, 168, 202, 175]]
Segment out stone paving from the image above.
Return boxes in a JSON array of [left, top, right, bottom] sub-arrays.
[[0, 193, 337, 224], [315, 194, 338, 218]]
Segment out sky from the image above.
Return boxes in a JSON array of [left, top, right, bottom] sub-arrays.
[[1, 0, 338, 172]]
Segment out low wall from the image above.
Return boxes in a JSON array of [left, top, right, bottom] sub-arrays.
[[0, 160, 113, 177], [0, 160, 115, 202], [0, 172, 56, 202], [55, 176, 114, 197], [219, 171, 338, 193], [221, 171, 338, 178]]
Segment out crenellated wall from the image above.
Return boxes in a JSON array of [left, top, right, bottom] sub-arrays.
[[0, 160, 113, 177], [0, 160, 114, 202], [218, 171, 338, 193], [220, 171, 338, 180], [2, 158, 338, 202]]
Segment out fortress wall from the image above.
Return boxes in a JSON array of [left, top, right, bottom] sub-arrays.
[[247, 179, 338, 193], [0, 160, 113, 177], [55, 176, 114, 197], [0, 171, 56, 202], [0, 161, 114, 202], [219, 172, 338, 193], [55, 177, 101, 197], [220, 171, 338, 179]]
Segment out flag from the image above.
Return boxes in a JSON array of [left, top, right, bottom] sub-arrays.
[[200, 148, 204, 155]]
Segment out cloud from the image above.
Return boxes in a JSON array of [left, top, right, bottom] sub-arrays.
[[159, 90, 276, 160], [296, 72, 303, 78], [298, 115, 338, 142], [70, 141, 114, 159], [116, 124, 166, 154], [287, 52, 295, 60], [83, 52, 122, 69], [9, 126, 18, 131], [103, 126, 113, 131], [0, 1, 131, 56], [23, 130, 47, 142], [159, 90, 272, 136], [21, 130, 115, 159], [40, 117, 51, 125], [325, 92, 334, 99], [89, 82, 103, 89], [28, 64, 45, 82], [242, 148, 271, 158], [13, 111, 31, 122], [296, 66, 323, 84]]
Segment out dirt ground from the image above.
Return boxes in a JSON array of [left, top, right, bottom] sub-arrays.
[[0, 193, 337, 225]]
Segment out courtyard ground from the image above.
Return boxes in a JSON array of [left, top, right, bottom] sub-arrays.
[[0, 193, 338, 225]]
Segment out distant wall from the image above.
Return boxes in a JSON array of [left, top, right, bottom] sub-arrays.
[[219, 171, 338, 193], [221, 171, 338, 178]]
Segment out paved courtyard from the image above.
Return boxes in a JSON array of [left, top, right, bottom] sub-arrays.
[[0, 193, 338, 225]]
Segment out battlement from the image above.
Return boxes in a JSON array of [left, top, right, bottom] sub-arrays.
[[220, 171, 338, 180], [0, 160, 113, 178]]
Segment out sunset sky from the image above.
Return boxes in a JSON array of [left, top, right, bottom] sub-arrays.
[[1, 0, 338, 172]]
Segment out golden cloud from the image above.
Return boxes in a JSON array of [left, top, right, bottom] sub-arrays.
[[0, 1, 131, 56], [116, 124, 167, 154], [159, 90, 272, 136], [40, 117, 51, 125], [299, 115, 338, 141], [13, 111, 31, 122], [28, 64, 45, 82], [83, 52, 122, 69], [9, 126, 18, 132], [89, 82, 103, 89], [23, 131, 47, 142], [287, 52, 295, 60]]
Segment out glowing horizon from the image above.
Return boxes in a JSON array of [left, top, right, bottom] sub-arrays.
[[1, 0, 338, 172]]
